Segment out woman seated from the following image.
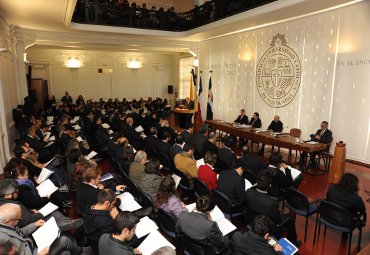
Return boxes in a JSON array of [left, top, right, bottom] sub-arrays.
[[155, 175, 187, 217], [326, 173, 366, 218], [198, 151, 218, 190], [176, 194, 229, 253], [136, 159, 163, 200]]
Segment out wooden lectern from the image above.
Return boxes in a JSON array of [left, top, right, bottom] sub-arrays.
[[328, 141, 346, 184]]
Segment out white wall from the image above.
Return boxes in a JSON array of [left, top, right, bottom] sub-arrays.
[[198, 1, 370, 164], [27, 49, 180, 102]]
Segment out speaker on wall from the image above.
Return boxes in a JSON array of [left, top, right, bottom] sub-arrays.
[[168, 85, 173, 94]]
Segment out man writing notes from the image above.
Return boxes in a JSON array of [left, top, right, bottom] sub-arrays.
[[234, 109, 249, 125]]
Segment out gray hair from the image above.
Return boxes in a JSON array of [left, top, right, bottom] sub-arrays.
[[151, 246, 176, 255], [0, 204, 20, 223], [134, 150, 147, 163], [0, 179, 19, 198]]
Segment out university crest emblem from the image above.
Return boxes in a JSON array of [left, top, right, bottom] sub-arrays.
[[256, 33, 301, 108]]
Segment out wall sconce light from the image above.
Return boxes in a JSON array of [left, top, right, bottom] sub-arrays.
[[127, 59, 142, 69], [24, 53, 30, 63], [66, 57, 81, 68]]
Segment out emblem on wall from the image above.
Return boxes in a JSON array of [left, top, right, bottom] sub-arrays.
[[256, 33, 301, 108]]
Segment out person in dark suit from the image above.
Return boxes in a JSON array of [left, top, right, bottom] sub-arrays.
[[249, 112, 262, 128], [158, 119, 176, 143], [107, 133, 128, 164], [326, 173, 366, 218], [268, 115, 283, 132], [244, 170, 299, 245], [157, 131, 171, 156], [60, 124, 76, 147], [191, 123, 209, 157], [182, 97, 194, 110], [61, 91, 73, 104], [121, 117, 145, 150], [12, 105, 27, 139], [169, 135, 184, 160], [234, 109, 249, 125], [145, 126, 161, 151], [203, 130, 219, 155], [311, 121, 333, 145], [176, 194, 230, 253], [24, 128, 56, 163], [240, 145, 265, 176], [218, 136, 237, 170], [232, 215, 283, 255], [217, 159, 245, 205], [181, 122, 194, 145]]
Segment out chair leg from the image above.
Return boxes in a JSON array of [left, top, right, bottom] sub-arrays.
[[304, 216, 309, 242], [318, 221, 321, 237], [324, 225, 327, 236], [348, 232, 352, 255], [313, 216, 319, 245], [358, 227, 362, 250]]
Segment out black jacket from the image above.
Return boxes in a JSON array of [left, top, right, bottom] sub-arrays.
[[191, 133, 208, 156], [234, 115, 249, 125], [76, 183, 100, 215], [268, 120, 283, 132], [217, 169, 245, 205], [218, 147, 236, 169], [232, 230, 282, 255]]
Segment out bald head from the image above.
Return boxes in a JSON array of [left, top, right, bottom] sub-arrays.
[[0, 204, 21, 226]]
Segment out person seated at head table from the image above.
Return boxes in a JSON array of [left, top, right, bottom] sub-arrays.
[[182, 97, 194, 110], [234, 109, 249, 125]]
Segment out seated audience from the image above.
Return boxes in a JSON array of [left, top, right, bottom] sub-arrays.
[[176, 194, 229, 253], [198, 151, 218, 190], [155, 175, 188, 217], [99, 211, 140, 255], [217, 158, 245, 205], [136, 159, 163, 199], [240, 145, 265, 176], [232, 215, 283, 255], [157, 131, 172, 156], [191, 123, 209, 157], [180, 123, 193, 145], [169, 135, 184, 160], [203, 130, 219, 155], [129, 150, 147, 183], [218, 136, 237, 169], [174, 144, 198, 179]]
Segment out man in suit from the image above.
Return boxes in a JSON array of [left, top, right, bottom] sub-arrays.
[[311, 121, 333, 144], [232, 215, 283, 255], [158, 119, 176, 143], [107, 132, 128, 164], [145, 126, 161, 152], [249, 112, 262, 128], [234, 109, 249, 125], [121, 117, 145, 150], [244, 170, 299, 245], [218, 136, 237, 169], [191, 123, 209, 157], [181, 122, 193, 145], [157, 131, 171, 156], [174, 144, 198, 179], [203, 131, 219, 155], [169, 135, 184, 159], [217, 159, 245, 205], [259, 115, 283, 154], [241, 145, 265, 176], [24, 127, 57, 163], [182, 97, 194, 110]]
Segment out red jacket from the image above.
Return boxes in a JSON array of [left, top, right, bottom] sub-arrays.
[[198, 164, 218, 190]]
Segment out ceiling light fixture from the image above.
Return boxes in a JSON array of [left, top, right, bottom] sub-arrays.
[[127, 59, 142, 69], [66, 57, 81, 68]]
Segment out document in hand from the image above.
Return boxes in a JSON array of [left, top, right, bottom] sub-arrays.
[[85, 151, 98, 160], [171, 174, 181, 188], [44, 132, 51, 140], [116, 192, 142, 212], [135, 125, 144, 132], [46, 116, 54, 123], [245, 179, 253, 191], [45, 141, 54, 147], [76, 136, 83, 142], [36, 168, 54, 184], [288, 167, 301, 181], [102, 123, 110, 129], [32, 217, 60, 252], [38, 202, 59, 217], [72, 124, 81, 130], [185, 202, 196, 212], [135, 216, 159, 238], [36, 179, 58, 198], [101, 173, 114, 182], [210, 206, 237, 236], [277, 237, 298, 255], [137, 229, 175, 255], [196, 158, 205, 168], [49, 136, 56, 141], [44, 157, 56, 167], [70, 116, 80, 124]]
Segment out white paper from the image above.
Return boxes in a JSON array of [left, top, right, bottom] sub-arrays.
[[85, 151, 97, 160], [36, 179, 58, 198], [46, 116, 54, 122], [108, 130, 113, 134], [72, 124, 81, 130], [210, 206, 237, 236], [185, 203, 196, 212], [135, 125, 144, 132], [70, 116, 80, 124], [32, 217, 60, 251], [38, 202, 59, 217], [171, 174, 181, 188], [137, 230, 175, 255], [102, 123, 110, 129], [217, 174, 219, 180], [245, 179, 253, 191], [44, 132, 51, 140], [76, 136, 83, 142], [196, 158, 205, 168], [307, 141, 318, 144], [36, 168, 53, 184], [135, 216, 158, 238], [117, 192, 142, 212], [49, 136, 55, 141], [44, 157, 55, 167], [45, 141, 54, 147], [101, 173, 114, 182], [287, 167, 301, 181]]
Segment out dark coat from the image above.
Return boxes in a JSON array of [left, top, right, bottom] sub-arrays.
[[234, 115, 249, 125], [76, 183, 99, 215], [218, 147, 236, 169], [217, 169, 245, 205], [232, 230, 282, 255]]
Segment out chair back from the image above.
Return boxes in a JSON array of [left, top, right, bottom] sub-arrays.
[[319, 200, 353, 228], [157, 209, 177, 238], [172, 167, 192, 190], [158, 153, 170, 169], [193, 149, 203, 160], [285, 187, 309, 211], [111, 157, 128, 181], [146, 147, 159, 159], [182, 232, 222, 255], [212, 189, 232, 213], [140, 190, 155, 208], [290, 128, 301, 138], [194, 178, 210, 197], [126, 178, 142, 202]]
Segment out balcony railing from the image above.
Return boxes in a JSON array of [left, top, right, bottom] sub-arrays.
[[72, 0, 277, 32]]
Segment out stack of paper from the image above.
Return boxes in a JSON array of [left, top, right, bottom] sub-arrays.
[[36, 168, 54, 184], [135, 216, 159, 238], [117, 192, 142, 212], [307, 141, 318, 144], [171, 174, 181, 188], [209, 206, 237, 236], [38, 202, 59, 217], [196, 158, 205, 168], [85, 151, 97, 160], [137, 229, 175, 255], [32, 217, 60, 251], [36, 179, 58, 198], [135, 125, 144, 132]]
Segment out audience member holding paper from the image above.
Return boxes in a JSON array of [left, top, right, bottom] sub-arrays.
[[232, 215, 283, 255], [99, 211, 141, 255], [176, 195, 230, 253], [268, 153, 302, 198], [198, 151, 218, 190], [155, 175, 188, 217], [0, 204, 91, 255]]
